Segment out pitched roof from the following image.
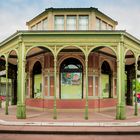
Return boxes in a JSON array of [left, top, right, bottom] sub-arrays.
[[26, 7, 118, 25]]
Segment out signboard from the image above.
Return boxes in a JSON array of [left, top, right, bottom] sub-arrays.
[[0, 70, 6, 76]]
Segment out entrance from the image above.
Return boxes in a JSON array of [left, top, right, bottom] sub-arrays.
[[60, 58, 83, 99]]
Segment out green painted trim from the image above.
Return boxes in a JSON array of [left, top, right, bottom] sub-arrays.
[[85, 56, 88, 120], [87, 45, 117, 58], [116, 42, 126, 120], [0, 77, 1, 108], [7, 49, 19, 60], [1, 30, 140, 50], [53, 57, 57, 119], [5, 60, 8, 115], [134, 62, 138, 116], [16, 42, 26, 119], [25, 45, 55, 57], [16, 103, 26, 119], [56, 45, 86, 56], [124, 48, 136, 61]]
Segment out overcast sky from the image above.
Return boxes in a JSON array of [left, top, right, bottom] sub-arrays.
[[0, 0, 140, 42]]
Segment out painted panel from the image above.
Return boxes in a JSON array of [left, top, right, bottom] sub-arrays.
[[95, 77, 98, 96], [101, 74, 109, 98], [61, 72, 82, 99], [34, 74, 42, 98], [114, 79, 117, 96], [88, 76, 93, 96], [50, 76, 54, 96], [45, 77, 48, 96]]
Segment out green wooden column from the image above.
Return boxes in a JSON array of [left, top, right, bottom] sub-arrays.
[[16, 41, 26, 119], [5, 60, 8, 115], [85, 56, 88, 120], [0, 77, 1, 108], [116, 42, 126, 120], [134, 63, 138, 116], [53, 56, 57, 119]]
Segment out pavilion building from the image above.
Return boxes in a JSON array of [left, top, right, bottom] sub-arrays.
[[0, 7, 140, 119]]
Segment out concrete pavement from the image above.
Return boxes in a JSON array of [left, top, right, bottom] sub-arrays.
[[0, 104, 140, 134]]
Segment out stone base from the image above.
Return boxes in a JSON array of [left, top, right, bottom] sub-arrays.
[[16, 103, 26, 119], [116, 104, 126, 120]]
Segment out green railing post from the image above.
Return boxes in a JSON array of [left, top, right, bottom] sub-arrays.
[[53, 57, 57, 119], [85, 56, 88, 120], [5, 61, 8, 115], [0, 77, 1, 108], [134, 63, 138, 116]]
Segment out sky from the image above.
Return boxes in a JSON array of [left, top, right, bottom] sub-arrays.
[[0, 0, 140, 42]]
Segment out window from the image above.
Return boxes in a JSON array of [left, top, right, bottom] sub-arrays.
[[31, 25, 37, 30], [55, 16, 64, 30], [79, 16, 89, 30], [96, 18, 101, 30], [102, 21, 107, 30], [43, 18, 48, 30], [108, 25, 113, 30], [66, 16, 76, 30], [37, 22, 42, 30]]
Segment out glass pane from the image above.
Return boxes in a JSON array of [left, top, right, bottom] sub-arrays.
[[101, 74, 109, 98], [43, 18, 48, 30], [55, 16, 64, 30], [31, 25, 37, 30], [79, 16, 88, 30], [108, 25, 113, 30], [64, 64, 79, 69], [37, 22, 42, 30], [61, 72, 82, 99], [66, 16, 76, 30], [102, 21, 107, 30], [96, 18, 101, 30]]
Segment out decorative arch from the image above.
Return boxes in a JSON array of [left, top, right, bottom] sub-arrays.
[[59, 57, 84, 99], [56, 45, 86, 56], [25, 45, 55, 58], [136, 54, 140, 63], [58, 55, 85, 71], [124, 49, 136, 61], [7, 49, 19, 59], [101, 60, 112, 98], [87, 45, 117, 58], [100, 59, 113, 72], [0, 54, 7, 61], [30, 59, 43, 73]]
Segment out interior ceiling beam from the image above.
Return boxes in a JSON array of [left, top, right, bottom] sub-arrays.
[[60, 49, 82, 52], [27, 50, 48, 59], [92, 46, 105, 52], [38, 46, 51, 51], [125, 55, 134, 58], [9, 55, 17, 58], [97, 51, 116, 58]]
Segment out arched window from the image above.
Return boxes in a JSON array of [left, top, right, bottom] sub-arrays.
[[101, 61, 112, 98], [60, 58, 83, 99], [32, 61, 42, 98]]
